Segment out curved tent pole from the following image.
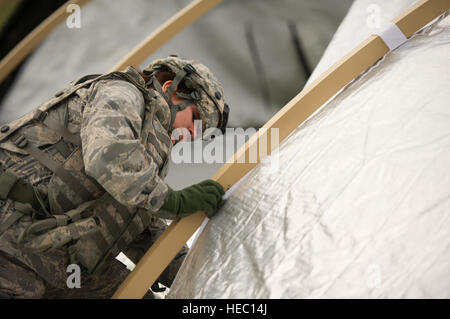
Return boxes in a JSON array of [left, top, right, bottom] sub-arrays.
[[112, 0, 450, 299], [0, 0, 91, 84], [110, 0, 225, 71]]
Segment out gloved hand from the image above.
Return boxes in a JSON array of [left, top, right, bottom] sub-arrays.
[[158, 180, 225, 219]]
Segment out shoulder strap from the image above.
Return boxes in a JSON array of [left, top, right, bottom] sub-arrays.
[[11, 134, 95, 203], [36, 110, 82, 147]]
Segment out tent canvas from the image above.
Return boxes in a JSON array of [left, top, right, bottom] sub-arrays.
[[167, 0, 450, 298]]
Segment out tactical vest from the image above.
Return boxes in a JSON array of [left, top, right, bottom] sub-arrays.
[[0, 67, 172, 273]]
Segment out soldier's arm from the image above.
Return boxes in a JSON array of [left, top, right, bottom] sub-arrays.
[[80, 79, 168, 212]]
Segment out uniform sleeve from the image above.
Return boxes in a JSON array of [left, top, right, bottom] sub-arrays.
[[80, 79, 168, 212]]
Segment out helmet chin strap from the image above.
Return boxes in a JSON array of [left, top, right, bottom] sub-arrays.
[[151, 75, 194, 133]]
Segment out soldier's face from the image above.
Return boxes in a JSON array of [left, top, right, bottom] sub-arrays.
[[163, 80, 200, 144], [171, 103, 200, 144]]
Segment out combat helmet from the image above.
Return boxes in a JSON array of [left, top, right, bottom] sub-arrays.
[[142, 56, 229, 136]]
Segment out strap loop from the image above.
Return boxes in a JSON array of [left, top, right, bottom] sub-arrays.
[[54, 214, 69, 227], [64, 199, 97, 223]]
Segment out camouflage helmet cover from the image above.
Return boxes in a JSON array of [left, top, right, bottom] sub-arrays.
[[143, 56, 228, 134]]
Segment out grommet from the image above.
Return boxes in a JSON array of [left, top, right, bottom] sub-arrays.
[[0, 125, 9, 133], [215, 91, 222, 99]]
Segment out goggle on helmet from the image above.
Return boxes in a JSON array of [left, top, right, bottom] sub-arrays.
[[143, 56, 229, 137]]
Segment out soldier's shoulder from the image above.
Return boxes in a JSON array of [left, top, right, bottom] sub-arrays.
[[85, 79, 146, 117], [93, 79, 143, 97], [89, 79, 146, 109]]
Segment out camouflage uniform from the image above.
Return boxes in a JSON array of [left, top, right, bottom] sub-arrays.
[[0, 66, 186, 298]]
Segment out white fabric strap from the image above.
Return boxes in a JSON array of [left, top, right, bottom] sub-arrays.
[[188, 172, 252, 248], [375, 21, 408, 51], [188, 216, 209, 249]]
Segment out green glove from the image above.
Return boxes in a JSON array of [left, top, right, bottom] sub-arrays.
[[157, 179, 225, 220]]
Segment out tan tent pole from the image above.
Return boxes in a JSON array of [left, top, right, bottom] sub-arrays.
[[0, 0, 90, 84], [110, 0, 224, 72], [113, 0, 449, 299]]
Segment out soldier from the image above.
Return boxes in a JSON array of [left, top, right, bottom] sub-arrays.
[[0, 56, 230, 298]]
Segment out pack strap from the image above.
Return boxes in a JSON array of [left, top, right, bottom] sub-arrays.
[[110, 199, 141, 233], [34, 110, 82, 147], [150, 75, 193, 132], [0, 202, 34, 236], [12, 134, 94, 203], [89, 200, 141, 274], [96, 205, 128, 251], [51, 139, 72, 158], [164, 69, 187, 101], [151, 75, 164, 96], [87, 196, 142, 274]]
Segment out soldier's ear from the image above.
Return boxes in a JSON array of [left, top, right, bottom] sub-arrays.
[[161, 80, 173, 94]]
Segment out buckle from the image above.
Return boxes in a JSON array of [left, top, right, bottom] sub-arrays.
[[13, 135, 28, 148], [35, 110, 48, 123]]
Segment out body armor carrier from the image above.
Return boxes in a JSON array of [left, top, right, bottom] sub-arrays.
[[0, 67, 171, 273]]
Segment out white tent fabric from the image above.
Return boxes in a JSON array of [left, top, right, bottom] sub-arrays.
[[168, 0, 450, 298]]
